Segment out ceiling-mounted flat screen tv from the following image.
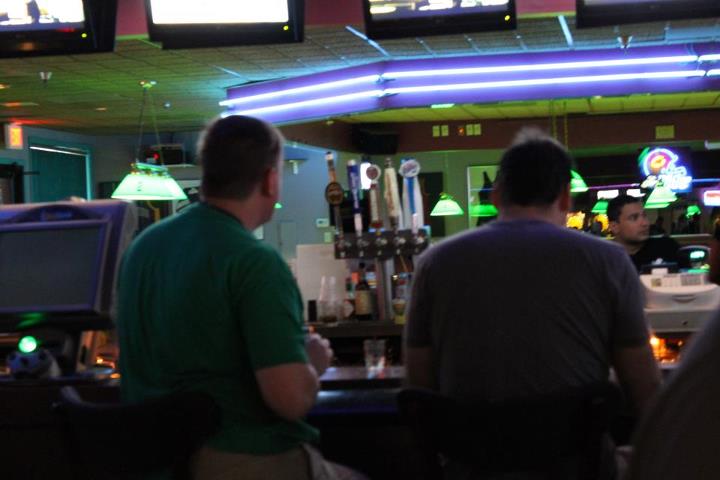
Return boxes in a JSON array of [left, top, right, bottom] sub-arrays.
[[576, 0, 720, 28], [0, 0, 117, 58], [362, 0, 516, 41], [145, 0, 305, 49]]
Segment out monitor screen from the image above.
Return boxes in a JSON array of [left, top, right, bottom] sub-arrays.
[[0, 0, 85, 32], [363, 0, 516, 40], [576, 0, 720, 28], [145, 0, 304, 49], [0, 200, 137, 333], [0, 219, 109, 314], [0, 0, 117, 58], [149, 0, 289, 24]]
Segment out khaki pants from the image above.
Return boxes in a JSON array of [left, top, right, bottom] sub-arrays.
[[191, 444, 369, 480]]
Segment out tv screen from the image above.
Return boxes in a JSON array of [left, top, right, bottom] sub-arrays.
[[0, 0, 117, 58], [363, 0, 516, 40], [576, 0, 720, 28], [0, 0, 84, 31], [145, 0, 305, 49], [0, 219, 110, 314]]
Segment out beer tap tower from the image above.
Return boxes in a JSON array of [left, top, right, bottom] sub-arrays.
[[324, 152, 429, 322]]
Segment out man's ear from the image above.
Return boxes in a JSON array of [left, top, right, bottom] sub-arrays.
[[558, 184, 571, 212], [490, 186, 501, 207], [608, 220, 619, 235], [261, 167, 279, 197]]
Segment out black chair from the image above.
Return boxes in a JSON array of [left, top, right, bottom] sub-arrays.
[[397, 383, 622, 480], [53, 386, 220, 480]]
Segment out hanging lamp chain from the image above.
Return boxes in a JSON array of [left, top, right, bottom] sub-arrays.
[[134, 80, 163, 165], [134, 86, 148, 163]]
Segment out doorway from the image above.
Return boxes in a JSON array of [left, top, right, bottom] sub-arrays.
[[29, 145, 90, 202]]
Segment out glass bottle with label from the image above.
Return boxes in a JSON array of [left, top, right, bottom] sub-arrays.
[[354, 262, 374, 321]]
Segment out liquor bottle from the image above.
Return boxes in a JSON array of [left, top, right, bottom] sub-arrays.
[[344, 275, 355, 320], [354, 263, 374, 321]]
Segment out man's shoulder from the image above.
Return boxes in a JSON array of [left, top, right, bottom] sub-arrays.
[[421, 222, 626, 270], [438, 221, 621, 250]]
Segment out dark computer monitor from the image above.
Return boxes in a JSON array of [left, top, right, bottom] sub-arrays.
[[362, 0, 516, 40], [0, 0, 117, 58], [0, 219, 109, 314], [0, 200, 136, 333], [576, 0, 720, 28], [144, 0, 305, 49]]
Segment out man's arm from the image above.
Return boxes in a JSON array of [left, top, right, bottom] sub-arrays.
[[607, 249, 663, 415], [404, 252, 436, 390], [256, 364, 320, 421], [255, 333, 332, 421], [612, 343, 662, 415], [404, 346, 436, 390]]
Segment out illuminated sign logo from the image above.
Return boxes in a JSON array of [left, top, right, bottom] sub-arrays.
[[703, 190, 720, 207], [639, 147, 692, 192], [597, 189, 619, 200]]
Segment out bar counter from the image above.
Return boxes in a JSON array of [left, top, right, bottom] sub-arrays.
[[0, 360, 682, 480], [0, 366, 417, 480]]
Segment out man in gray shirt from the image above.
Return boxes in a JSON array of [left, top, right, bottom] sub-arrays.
[[405, 128, 661, 476]]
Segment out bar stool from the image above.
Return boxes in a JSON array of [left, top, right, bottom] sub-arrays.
[[53, 386, 220, 480], [397, 383, 621, 480]]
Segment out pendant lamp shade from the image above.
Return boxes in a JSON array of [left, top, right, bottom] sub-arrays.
[[111, 163, 188, 201], [686, 204, 701, 217], [591, 200, 608, 214], [645, 181, 676, 209], [570, 170, 589, 193], [431, 193, 464, 216], [469, 203, 499, 217]]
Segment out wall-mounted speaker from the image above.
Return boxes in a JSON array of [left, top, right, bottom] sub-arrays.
[[144, 144, 187, 165]]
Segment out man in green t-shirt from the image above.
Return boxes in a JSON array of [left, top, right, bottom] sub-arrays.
[[117, 116, 366, 479]]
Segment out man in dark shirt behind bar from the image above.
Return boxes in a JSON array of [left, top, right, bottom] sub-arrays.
[[404, 128, 661, 480], [607, 194, 679, 272]]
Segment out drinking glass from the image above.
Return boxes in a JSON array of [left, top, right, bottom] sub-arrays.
[[363, 339, 386, 372]]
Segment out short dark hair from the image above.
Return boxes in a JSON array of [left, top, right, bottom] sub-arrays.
[[199, 116, 283, 200], [607, 194, 642, 223], [495, 128, 572, 207]]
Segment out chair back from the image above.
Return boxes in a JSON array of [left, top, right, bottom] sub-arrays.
[[53, 386, 220, 480], [397, 383, 621, 479]]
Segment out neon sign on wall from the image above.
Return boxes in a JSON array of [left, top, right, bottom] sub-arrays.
[[639, 147, 692, 192], [703, 190, 720, 207]]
